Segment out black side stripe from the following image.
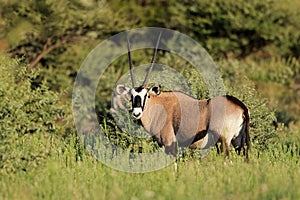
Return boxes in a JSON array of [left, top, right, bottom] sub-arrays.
[[141, 94, 147, 111]]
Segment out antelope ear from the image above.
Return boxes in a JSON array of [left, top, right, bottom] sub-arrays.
[[149, 85, 161, 96], [116, 84, 130, 95]]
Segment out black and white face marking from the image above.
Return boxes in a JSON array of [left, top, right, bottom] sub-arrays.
[[131, 86, 148, 119]]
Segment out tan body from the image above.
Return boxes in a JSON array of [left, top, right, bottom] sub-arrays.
[[137, 88, 249, 161]]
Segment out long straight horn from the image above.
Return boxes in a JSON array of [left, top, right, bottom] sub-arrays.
[[142, 31, 162, 86], [127, 35, 136, 87]]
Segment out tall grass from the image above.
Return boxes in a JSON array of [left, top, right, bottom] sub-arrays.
[[0, 131, 299, 200]]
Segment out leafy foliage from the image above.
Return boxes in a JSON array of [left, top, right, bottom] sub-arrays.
[[109, 0, 300, 59], [0, 54, 67, 173], [169, 0, 300, 59], [1, 0, 131, 91]]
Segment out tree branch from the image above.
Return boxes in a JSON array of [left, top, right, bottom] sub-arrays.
[[28, 36, 70, 71]]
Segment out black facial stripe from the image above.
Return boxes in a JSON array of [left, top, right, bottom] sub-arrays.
[[133, 96, 142, 108], [141, 94, 147, 110], [132, 93, 148, 111]]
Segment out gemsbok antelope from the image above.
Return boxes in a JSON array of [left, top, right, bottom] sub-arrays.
[[114, 32, 250, 162]]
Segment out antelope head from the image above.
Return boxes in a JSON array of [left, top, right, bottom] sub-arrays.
[[131, 85, 161, 119], [127, 32, 162, 119]]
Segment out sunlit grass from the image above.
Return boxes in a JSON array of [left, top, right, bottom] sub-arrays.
[[1, 132, 299, 200]]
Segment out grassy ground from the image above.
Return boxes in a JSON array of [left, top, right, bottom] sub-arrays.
[[1, 133, 299, 200]]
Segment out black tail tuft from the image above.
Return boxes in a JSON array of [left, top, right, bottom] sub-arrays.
[[243, 107, 250, 162], [225, 95, 250, 162]]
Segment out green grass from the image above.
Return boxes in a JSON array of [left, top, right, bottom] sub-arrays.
[[1, 134, 299, 200]]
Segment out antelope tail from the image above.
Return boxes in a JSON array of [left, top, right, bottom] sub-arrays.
[[242, 107, 250, 162]]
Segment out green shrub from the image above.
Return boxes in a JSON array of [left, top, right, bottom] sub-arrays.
[[168, 0, 300, 59], [0, 54, 67, 173], [220, 57, 300, 124]]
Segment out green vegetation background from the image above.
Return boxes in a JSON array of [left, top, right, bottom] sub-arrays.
[[0, 0, 299, 199]]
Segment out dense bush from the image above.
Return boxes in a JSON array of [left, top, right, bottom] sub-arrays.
[[110, 0, 300, 59], [1, 0, 299, 92], [176, 0, 300, 59], [219, 57, 300, 124], [0, 0, 131, 92], [0, 54, 68, 173]]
